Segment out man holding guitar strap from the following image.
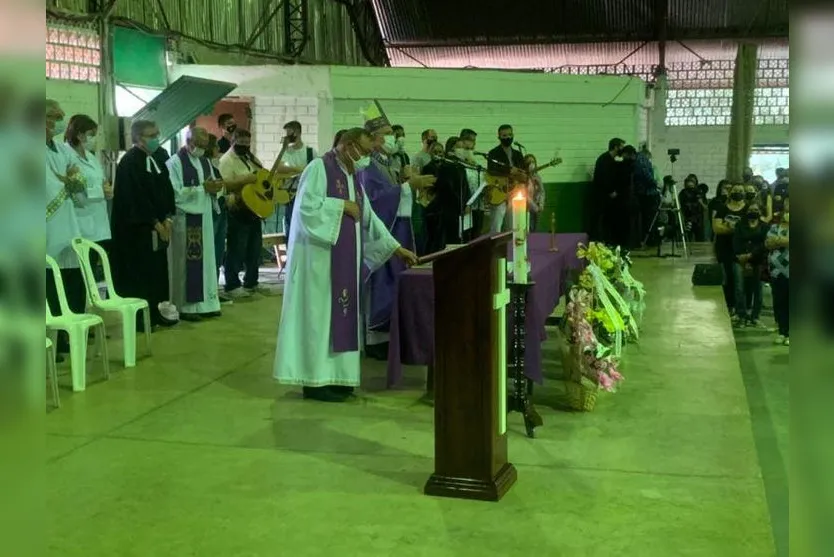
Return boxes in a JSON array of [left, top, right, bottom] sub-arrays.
[[281, 120, 317, 239], [487, 124, 526, 233], [218, 129, 269, 299]]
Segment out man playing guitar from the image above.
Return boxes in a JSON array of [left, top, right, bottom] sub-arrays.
[[487, 124, 527, 233]]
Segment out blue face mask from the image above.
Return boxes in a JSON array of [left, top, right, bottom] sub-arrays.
[[51, 119, 67, 137]]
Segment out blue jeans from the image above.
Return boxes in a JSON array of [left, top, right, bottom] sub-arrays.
[[212, 197, 228, 277], [733, 262, 762, 320]]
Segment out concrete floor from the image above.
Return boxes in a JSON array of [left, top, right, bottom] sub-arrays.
[[46, 256, 783, 556]]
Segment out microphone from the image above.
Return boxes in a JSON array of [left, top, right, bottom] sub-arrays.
[[514, 141, 526, 150], [473, 151, 490, 158]]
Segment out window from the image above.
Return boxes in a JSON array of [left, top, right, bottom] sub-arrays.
[[750, 146, 789, 184], [543, 57, 790, 127], [46, 23, 101, 83]]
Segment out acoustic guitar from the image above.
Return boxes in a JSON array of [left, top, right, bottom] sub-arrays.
[[239, 140, 299, 218], [485, 156, 563, 206]]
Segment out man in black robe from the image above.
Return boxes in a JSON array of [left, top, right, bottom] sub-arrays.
[[110, 119, 178, 329], [425, 143, 470, 253], [592, 137, 626, 245]]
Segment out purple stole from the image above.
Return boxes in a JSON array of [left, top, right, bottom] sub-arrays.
[[177, 148, 212, 304], [322, 150, 364, 353]]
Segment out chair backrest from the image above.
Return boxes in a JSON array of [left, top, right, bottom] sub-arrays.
[[71, 237, 117, 304], [45, 254, 73, 317]]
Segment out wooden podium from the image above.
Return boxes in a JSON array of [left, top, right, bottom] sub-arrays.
[[421, 233, 517, 502]]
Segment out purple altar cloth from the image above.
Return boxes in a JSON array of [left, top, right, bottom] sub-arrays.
[[386, 233, 589, 388]]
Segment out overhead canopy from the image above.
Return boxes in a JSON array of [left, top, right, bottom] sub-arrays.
[[130, 76, 237, 143]]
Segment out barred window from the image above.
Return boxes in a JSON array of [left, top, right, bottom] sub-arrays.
[[46, 24, 101, 83], [664, 87, 789, 126]]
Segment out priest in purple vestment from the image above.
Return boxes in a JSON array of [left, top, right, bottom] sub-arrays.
[[273, 127, 418, 403], [356, 101, 436, 360]]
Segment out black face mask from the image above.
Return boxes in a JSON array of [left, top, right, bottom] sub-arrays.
[[500, 137, 514, 147], [730, 192, 745, 201], [748, 212, 761, 221], [745, 192, 757, 201], [233, 144, 250, 157], [426, 138, 437, 146]]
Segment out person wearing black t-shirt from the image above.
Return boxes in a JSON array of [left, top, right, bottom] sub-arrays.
[[713, 184, 749, 315], [707, 180, 731, 240], [732, 203, 769, 327]]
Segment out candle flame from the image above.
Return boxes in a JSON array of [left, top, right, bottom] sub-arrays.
[[513, 191, 525, 201]]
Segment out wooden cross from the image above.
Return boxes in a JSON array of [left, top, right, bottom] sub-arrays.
[[493, 257, 510, 436]]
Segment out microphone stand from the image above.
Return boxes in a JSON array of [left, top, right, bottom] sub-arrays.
[[441, 156, 483, 242]]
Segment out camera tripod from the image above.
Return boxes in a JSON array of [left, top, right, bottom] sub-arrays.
[[642, 174, 688, 258]]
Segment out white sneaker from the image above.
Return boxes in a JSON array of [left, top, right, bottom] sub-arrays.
[[225, 287, 252, 299], [774, 335, 785, 345]]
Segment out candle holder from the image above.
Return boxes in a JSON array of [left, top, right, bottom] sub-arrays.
[[507, 281, 543, 438], [548, 212, 559, 252]]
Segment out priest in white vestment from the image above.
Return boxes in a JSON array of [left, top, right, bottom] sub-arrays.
[[273, 127, 418, 403], [165, 127, 224, 320]]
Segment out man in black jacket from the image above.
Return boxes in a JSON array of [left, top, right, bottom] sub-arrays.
[[592, 137, 626, 245], [487, 124, 525, 233]]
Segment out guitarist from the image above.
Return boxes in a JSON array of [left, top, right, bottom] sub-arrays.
[[487, 124, 526, 233], [217, 129, 273, 298], [281, 120, 317, 238]]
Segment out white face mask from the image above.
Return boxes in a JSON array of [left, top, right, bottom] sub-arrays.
[[528, 163, 536, 172], [454, 148, 467, 159], [354, 155, 371, 170], [382, 135, 397, 155], [84, 135, 97, 152], [190, 146, 206, 158], [51, 119, 67, 137]]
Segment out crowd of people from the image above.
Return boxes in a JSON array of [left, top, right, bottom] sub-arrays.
[[590, 137, 790, 344], [45, 96, 550, 398]]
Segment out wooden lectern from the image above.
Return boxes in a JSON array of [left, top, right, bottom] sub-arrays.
[[420, 233, 517, 502]]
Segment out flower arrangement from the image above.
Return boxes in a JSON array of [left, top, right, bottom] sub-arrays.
[[564, 287, 624, 394]]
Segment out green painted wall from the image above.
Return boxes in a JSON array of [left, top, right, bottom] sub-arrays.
[[327, 66, 643, 234]]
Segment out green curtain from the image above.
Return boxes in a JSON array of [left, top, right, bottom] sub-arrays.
[[725, 43, 759, 182]]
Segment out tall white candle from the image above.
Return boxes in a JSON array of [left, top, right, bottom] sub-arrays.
[[511, 191, 528, 283]]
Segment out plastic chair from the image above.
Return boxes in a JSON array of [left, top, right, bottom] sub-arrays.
[[45, 255, 110, 392], [71, 237, 151, 367], [45, 337, 60, 408]]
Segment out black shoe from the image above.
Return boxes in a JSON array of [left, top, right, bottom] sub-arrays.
[[202, 311, 222, 318], [152, 315, 179, 328], [364, 342, 389, 361], [302, 386, 348, 403], [328, 385, 356, 396], [179, 313, 202, 322]]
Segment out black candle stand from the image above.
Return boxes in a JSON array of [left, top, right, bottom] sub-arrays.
[[507, 281, 543, 438]]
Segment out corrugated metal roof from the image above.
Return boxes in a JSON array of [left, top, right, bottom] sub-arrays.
[[372, 0, 789, 46], [386, 39, 789, 70]]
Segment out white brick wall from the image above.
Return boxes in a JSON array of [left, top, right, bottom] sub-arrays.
[[45, 80, 99, 121], [252, 96, 320, 163], [649, 87, 789, 189]]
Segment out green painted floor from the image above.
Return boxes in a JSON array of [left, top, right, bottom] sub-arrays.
[[47, 256, 783, 556]]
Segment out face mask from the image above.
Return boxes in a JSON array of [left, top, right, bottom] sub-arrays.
[[190, 146, 206, 158], [426, 138, 437, 146], [52, 120, 67, 137], [454, 148, 467, 159], [745, 192, 757, 200], [747, 212, 761, 221], [83, 135, 97, 152], [730, 192, 745, 201], [396, 137, 406, 150], [353, 155, 371, 170], [528, 164, 536, 172], [382, 135, 397, 154], [145, 138, 160, 153], [233, 144, 250, 157], [500, 137, 513, 147]]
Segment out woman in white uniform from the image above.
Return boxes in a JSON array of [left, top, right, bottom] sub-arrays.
[[64, 114, 114, 275]]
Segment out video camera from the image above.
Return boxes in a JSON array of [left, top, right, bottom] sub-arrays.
[[667, 148, 680, 163]]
